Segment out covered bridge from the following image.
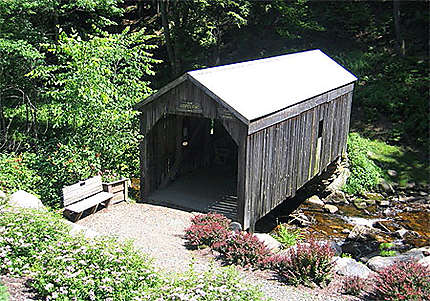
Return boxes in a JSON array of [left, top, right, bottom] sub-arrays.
[[135, 49, 357, 230]]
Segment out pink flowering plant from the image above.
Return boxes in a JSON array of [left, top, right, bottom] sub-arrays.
[[184, 213, 231, 248], [370, 261, 430, 300], [213, 232, 272, 268], [272, 238, 335, 287]]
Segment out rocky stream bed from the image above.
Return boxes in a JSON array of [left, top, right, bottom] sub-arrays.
[[255, 158, 430, 277]]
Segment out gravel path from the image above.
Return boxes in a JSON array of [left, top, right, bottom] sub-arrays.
[[77, 202, 356, 301]]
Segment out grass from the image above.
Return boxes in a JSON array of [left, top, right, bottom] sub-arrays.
[[345, 132, 429, 194], [0, 282, 8, 301], [364, 138, 429, 188]]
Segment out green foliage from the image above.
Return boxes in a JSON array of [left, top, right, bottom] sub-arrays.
[[0, 208, 266, 301], [344, 132, 383, 194], [271, 224, 303, 248], [154, 264, 268, 301], [341, 253, 352, 258], [0, 282, 8, 301], [31, 143, 103, 207], [32, 28, 159, 178], [272, 239, 335, 287], [379, 242, 396, 257], [0, 153, 42, 196], [0, 209, 70, 275]]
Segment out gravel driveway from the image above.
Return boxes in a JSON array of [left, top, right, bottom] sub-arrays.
[[77, 202, 356, 301]]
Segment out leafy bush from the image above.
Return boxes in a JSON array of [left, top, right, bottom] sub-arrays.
[[342, 275, 367, 296], [271, 224, 303, 248], [30, 237, 160, 301], [371, 261, 430, 301], [0, 209, 69, 275], [272, 239, 335, 287], [0, 282, 8, 301], [1, 209, 267, 301], [0, 152, 42, 196], [344, 133, 383, 194], [154, 264, 268, 301], [184, 213, 231, 248], [213, 232, 271, 268]]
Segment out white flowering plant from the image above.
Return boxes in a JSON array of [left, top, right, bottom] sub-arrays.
[[0, 208, 268, 300]]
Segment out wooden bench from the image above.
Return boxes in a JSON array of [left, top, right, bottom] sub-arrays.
[[63, 176, 114, 222]]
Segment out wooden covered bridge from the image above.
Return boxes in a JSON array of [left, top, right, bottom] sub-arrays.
[[135, 49, 357, 230]]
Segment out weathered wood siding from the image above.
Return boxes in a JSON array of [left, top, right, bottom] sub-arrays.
[[139, 79, 247, 203], [242, 90, 353, 229]]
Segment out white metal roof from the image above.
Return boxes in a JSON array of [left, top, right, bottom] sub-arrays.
[[188, 49, 357, 121]]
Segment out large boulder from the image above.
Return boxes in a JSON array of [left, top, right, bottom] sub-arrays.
[[347, 225, 377, 241], [9, 190, 45, 210], [333, 257, 373, 278], [324, 204, 339, 214], [305, 195, 324, 207], [367, 249, 426, 272], [325, 190, 348, 204], [326, 167, 350, 193], [253, 233, 282, 251]]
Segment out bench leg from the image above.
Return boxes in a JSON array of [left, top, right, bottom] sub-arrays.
[[90, 204, 99, 214], [105, 198, 112, 209], [74, 211, 83, 222]]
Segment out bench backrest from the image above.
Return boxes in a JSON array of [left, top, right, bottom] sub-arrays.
[[63, 176, 103, 207]]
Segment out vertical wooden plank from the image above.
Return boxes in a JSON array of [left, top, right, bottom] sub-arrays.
[[236, 126, 247, 227]]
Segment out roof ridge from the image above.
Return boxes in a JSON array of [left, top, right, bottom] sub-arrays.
[[188, 49, 322, 76]]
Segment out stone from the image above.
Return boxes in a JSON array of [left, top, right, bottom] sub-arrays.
[[419, 191, 428, 196], [347, 225, 377, 241], [305, 195, 324, 207], [378, 200, 390, 207], [65, 221, 100, 239], [363, 192, 384, 201], [323, 204, 338, 214], [379, 179, 395, 194], [341, 240, 379, 258], [0, 190, 6, 199], [325, 191, 347, 204], [253, 233, 282, 251], [341, 229, 351, 234], [333, 257, 373, 278], [229, 222, 242, 232], [326, 168, 350, 193], [9, 190, 45, 210], [353, 199, 368, 209], [418, 256, 430, 267], [387, 170, 398, 177], [367, 251, 425, 272], [395, 228, 410, 238]]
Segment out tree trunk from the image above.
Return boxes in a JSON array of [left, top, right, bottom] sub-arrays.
[[160, 0, 177, 77], [393, 0, 405, 56]]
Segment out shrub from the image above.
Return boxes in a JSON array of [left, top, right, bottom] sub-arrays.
[[0, 282, 8, 301], [29, 237, 160, 301], [273, 239, 335, 287], [213, 232, 271, 268], [0, 152, 42, 196], [0, 209, 267, 301], [154, 264, 268, 301], [0, 209, 70, 275], [344, 133, 383, 194], [371, 261, 430, 301], [342, 275, 367, 296], [271, 224, 303, 248], [184, 213, 230, 248]]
